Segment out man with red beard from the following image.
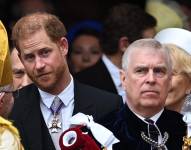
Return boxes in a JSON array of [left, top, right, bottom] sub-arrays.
[[9, 12, 122, 150]]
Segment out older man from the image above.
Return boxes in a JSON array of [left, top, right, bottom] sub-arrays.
[[10, 47, 32, 89], [112, 39, 186, 150]]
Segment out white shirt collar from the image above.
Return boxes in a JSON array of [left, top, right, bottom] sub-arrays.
[[102, 54, 121, 87], [133, 109, 164, 124], [39, 75, 74, 109], [102, 54, 127, 103]]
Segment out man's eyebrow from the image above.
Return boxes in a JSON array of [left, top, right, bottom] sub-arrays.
[[155, 66, 167, 69], [39, 47, 51, 51], [154, 65, 168, 70], [12, 68, 24, 71]]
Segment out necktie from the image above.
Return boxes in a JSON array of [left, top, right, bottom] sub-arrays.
[[48, 96, 63, 150], [145, 119, 160, 150]]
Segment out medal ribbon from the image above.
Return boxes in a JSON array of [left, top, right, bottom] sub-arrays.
[[50, 96, 63, 116]]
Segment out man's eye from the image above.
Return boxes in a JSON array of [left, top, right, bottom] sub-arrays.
[[13, 70, 25, 78], [135, 68, 148, 74], [24, 54, 35, 62], [41, 49, 50, 57], [154, 68, 166, 77]]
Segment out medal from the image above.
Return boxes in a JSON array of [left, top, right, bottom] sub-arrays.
[[141, 131, 169, 150], [48, 115, 62, 133], [48, 97, 64, 133]]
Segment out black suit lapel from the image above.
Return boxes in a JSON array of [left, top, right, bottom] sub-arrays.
[[75, 59, 118, 94], [95, 59, 118, 93], [41, 113, 56, 150], [20, 87, 43, 150], [115, 105, 147, 140], [114, 105, 150, 149], [156, 109, 186, 149], [73, 81, 95, 116], [21, 85, 55, 150]]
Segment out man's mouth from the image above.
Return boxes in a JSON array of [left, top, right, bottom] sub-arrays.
[[142, 90, 158, 93], [36, 72, 50, 78], [141, 90, 159, 96]]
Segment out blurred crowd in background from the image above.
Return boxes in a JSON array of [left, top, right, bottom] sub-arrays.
[[1, 0, 191, 80], [1, 0, 191, 149], [1, 0, 191, 73], [0, 0, 145, 38], [1, 0, 190, 38]]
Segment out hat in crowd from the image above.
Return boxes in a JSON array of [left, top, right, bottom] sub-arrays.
[[67, 20, 103, 44], [146, 0, 185, 32], [0, 21, 12, 87], [154, 28, 191, 54]]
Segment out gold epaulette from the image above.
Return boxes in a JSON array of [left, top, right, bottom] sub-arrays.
[[0, 116, 19, 136], [0, 116, 24, 150]]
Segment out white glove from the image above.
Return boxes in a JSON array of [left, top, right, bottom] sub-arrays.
[[70, 112, 119, 150]]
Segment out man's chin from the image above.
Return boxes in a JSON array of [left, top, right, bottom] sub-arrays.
[[35, 81, 53, 91], [141, 100, 161, 108]]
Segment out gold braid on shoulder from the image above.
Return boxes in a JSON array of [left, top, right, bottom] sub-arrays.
[[0, 116, 24, 150]]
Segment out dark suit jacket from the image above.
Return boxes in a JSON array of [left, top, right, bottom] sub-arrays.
[[9, 81, 122, 150], [74, 59, 118, 94], [111, 105, 186, 150]]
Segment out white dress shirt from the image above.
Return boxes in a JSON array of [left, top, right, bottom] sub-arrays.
[[39, 76, 74, 132], [102, 54, 126, 103], [133, 109, 164, 124]]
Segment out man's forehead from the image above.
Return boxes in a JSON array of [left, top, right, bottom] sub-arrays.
[[130, 47, 164, 56], [133, 63, 167, 68], [129, 48, 167, 63], [130, 55, 168, 68]]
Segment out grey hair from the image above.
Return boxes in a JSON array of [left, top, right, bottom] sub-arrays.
[[122, 38, 172, 73]]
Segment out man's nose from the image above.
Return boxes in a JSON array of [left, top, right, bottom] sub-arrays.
[[146, 70, 156, 84], [35, 57, 45, 70]]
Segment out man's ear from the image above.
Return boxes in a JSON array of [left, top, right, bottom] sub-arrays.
[[58, 37, 68, 56], [119, 36, 129, 53], [120, 69, 127, 90]]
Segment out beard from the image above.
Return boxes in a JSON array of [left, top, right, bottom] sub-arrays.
[[27, 63, 67, 93]]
